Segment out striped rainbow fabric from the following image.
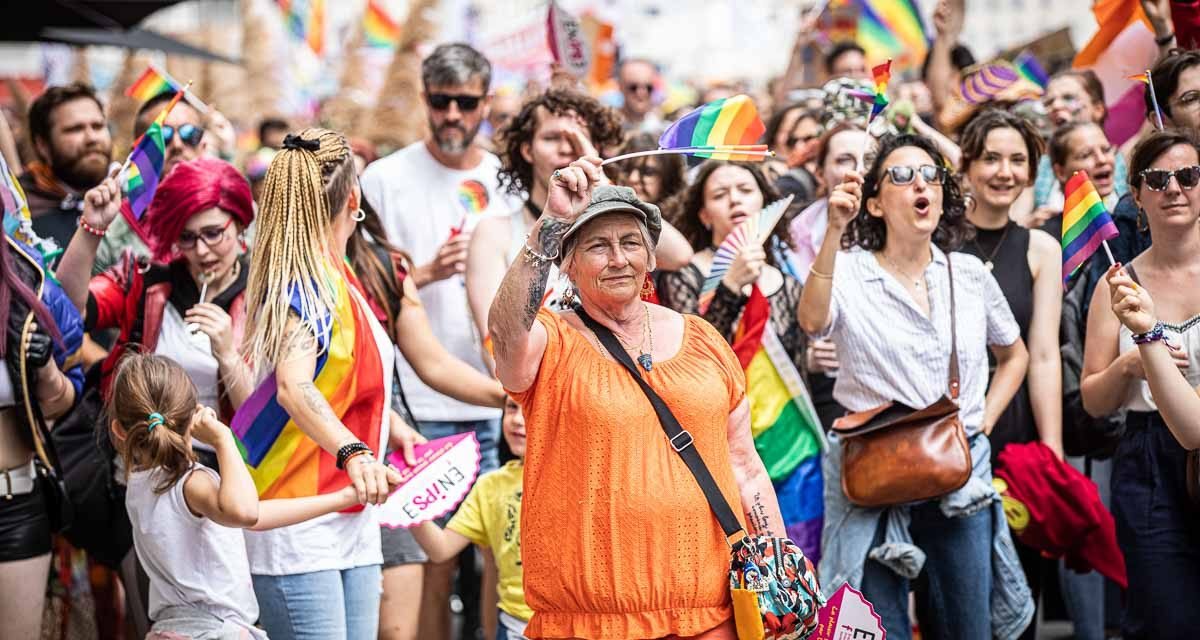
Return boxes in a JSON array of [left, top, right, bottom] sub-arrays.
[[732, 286, 826, 560], [231, 260, 385, 500], [657, 95, 768, 160], [125, 67, 175, 102], [278, 0, 324, 55], [857, 0, 929, 75], [1061, 171, 1119, 287], [364, 0, 400, 48]]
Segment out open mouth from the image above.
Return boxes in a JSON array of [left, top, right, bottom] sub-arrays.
[[914, 196, 931, 216], [1092, 168, 1113, 183], [729, 211, 748, 226]]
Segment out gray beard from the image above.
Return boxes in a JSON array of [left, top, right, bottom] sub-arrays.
[[432, 122, 482, 154]]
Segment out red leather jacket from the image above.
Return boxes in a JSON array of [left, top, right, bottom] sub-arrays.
[[87, 251, 247, 420]]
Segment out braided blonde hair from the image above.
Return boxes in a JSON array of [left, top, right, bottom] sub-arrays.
[[242, 127, 357, 369]]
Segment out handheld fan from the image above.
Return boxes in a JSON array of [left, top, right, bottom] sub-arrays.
[[698, 194, 794, 313]]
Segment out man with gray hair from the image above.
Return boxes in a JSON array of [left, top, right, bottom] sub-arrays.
[[361, 42, 515, 640]]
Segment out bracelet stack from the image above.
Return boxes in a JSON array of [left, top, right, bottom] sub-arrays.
[[336, 442, 374, 470], [521, 232, 559, 267], [1131, 321, 1169, 346]]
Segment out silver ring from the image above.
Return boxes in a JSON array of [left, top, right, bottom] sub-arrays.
[[551, 169, 562, 181]]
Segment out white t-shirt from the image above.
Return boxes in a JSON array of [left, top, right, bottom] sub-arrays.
[[125, 464, 260, 631], [361, 142, 514, 422], [244, 286, 394, 576]]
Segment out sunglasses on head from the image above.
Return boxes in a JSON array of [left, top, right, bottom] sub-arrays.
[[177, 218, 234, 250], [426, 93, 484, 111], [1139, 165, 1200, 191], [163, 123, 205, 147], [624, 83, 654, 94], [884, 164, 947, 186]]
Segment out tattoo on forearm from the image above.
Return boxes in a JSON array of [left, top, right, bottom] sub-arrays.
[[536, 218, 569, 259], [748, 492, 776, 537], [299, 381, 340, 425]]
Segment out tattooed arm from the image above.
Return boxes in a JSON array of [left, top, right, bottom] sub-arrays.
[[274, 313, 399, 505], [727, 398, 784, 537], [490, 156, 604, 393]]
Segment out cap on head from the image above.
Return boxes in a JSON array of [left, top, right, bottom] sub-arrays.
[[559, 185, 662, 259]]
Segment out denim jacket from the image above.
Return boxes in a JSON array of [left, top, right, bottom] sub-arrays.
[[819, 432, 1034, 639]]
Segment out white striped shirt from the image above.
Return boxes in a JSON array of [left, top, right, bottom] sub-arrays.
[[816, 246, 1019, 435]]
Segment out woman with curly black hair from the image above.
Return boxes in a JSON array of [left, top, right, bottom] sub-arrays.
[[466, 88, 691, 337], [797, 133, 1033, 640]]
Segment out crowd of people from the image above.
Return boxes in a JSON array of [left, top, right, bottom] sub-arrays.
[[4, 1, 1200, 639]]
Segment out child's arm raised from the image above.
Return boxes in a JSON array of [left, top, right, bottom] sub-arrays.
[[251, 486, 360, 531], [184, 406, 261, 528], [410, 521, 472, 563]]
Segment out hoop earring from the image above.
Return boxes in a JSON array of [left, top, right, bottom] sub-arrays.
[[560, 286, 577, 308], [352, 208, 366, 222], [1137, 208, 1148, 233]]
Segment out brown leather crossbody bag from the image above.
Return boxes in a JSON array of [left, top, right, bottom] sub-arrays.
[[831, 256, 972, 508]]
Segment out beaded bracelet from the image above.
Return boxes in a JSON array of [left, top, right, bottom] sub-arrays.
[[1131, 321, 1167, 345], [336, 442, 373, 470], [78, 217, 107, 237]]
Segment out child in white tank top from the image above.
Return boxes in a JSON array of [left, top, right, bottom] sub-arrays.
[[109, 353, 399, 639]]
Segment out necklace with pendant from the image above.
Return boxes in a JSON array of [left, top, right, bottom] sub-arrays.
[[614, 304, 655, 371], [972, 222, 1011, 271], [879, 252, 928, 289]]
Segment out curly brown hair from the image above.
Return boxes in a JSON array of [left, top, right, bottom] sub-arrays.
[[496, 88, 623, 197], [666, 161, 790, 268]]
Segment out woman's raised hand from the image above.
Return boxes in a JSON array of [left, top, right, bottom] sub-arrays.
[[543, 156, 604, 223], [82, 168, 123, 232], [828, 171, 863, 232], [1107, 264, 1156, 335]]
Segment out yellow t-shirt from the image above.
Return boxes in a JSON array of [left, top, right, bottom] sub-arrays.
[[446, 460, 530, 622]]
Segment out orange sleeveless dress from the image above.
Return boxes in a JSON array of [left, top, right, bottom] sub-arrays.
[[510, 308, 748, 640]]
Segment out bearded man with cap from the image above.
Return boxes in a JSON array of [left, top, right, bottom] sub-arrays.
[[488, 155, 784, 640]]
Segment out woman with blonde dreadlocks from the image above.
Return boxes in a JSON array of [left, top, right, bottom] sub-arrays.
[[236, 128, 422, 640]]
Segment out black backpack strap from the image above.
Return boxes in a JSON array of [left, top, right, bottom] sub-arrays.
[[573, 304, 746, 541]]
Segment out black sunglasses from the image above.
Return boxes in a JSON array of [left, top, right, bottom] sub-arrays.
[[163, 123, 204, 147], [1139, 165, 1200, 191], [426, 93, 484, 111], [884, 164, 947, 186], [624, 83, 654, 94], [177, 218, 234, 250]]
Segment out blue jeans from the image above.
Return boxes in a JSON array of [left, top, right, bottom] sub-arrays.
[[418, 419, 501, 474], [252, 565, 382, 640], [860, 501, 992, 640]]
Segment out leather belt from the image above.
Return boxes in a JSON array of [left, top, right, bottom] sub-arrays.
[[1, 460, 37, 499]]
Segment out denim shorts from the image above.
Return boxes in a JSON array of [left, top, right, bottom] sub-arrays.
[[252, 565, 382, 640]]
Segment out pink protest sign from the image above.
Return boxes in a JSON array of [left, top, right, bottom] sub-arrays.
[[812, 583, 886, 640], [378, 433, 481, 528]]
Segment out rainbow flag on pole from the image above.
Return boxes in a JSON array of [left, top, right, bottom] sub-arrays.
[[869, 59, 892, 121], [278, 0, 324, 55], [125, 67, 175, 102], [856, 0, 929, 75], [232, 261, 385, 500], [1061, 171, 1119, 287], [363, 0, 400, 48], [1014, 51, 1049, 88], [123, 86, 185, 219], [657, 95, 768, 160], [732, 287, 826, 560]]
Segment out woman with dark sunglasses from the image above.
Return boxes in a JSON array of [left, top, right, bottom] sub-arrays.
[[1082, 130, 1200, 639], [57, 157, 255, 446], [798, 133, 1033, 639]]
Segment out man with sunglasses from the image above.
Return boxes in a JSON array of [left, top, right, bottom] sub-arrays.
[[618, 58, 664, 134], [361, 42, 517, 640], [91, 90, 212, 277]]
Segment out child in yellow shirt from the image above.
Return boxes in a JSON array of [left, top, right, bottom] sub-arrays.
[[412, 397, 529, 640]]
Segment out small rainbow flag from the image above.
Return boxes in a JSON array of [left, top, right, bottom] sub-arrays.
[[869, 59, 892, 121], [1014, 51, 1049, 89], [657, 94, 767, 159], [733, 287, 825, 561], [857, 0, 929, 75], [1061, 171, 1119, 287], [1129, 70, 1165, 130], [363, 0, 400, 48], [123, 86, 185, 219], [232, 260, 385, 500], [125, 67, 175, 102], [278, 0, 324, 55]]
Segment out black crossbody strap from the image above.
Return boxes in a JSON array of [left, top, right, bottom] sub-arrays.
[[574, 305, 745, 539]]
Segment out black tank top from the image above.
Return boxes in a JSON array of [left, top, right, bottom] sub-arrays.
[[964, 221, 1036, 461]]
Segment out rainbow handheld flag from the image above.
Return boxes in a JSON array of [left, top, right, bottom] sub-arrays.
[[1061, 171, 1119, 287], [125, 67, 175, 102], [857, 0, 929, 75], [278, 0, 324, 55], [1129, 70, 1165, 130], [868, 59, 892, 121], [363, 0, 400, 48], [122, 86, 186, 220], [733, 287, 826, 560], [1014, 51, 1049, 89], [232, 261, 386, 500], [602, 95, 770, 166]]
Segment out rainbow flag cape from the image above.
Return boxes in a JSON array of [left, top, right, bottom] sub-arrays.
[[231, 260, 385, 500], [868, 59, 892, 121], [278, 0, 324, 55], [1014, 51, 1049, 89], [857, 0, 929, 75], [732, 286, 826, 561], [124, 86, 185, 219], [125, 67, 175, 102], [363, 0, 400, 48], [657, 95, 768, 160], [1061, 172, 1119, 287]]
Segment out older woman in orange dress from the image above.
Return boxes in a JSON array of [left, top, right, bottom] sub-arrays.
[[488, 155, 784, 640]]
